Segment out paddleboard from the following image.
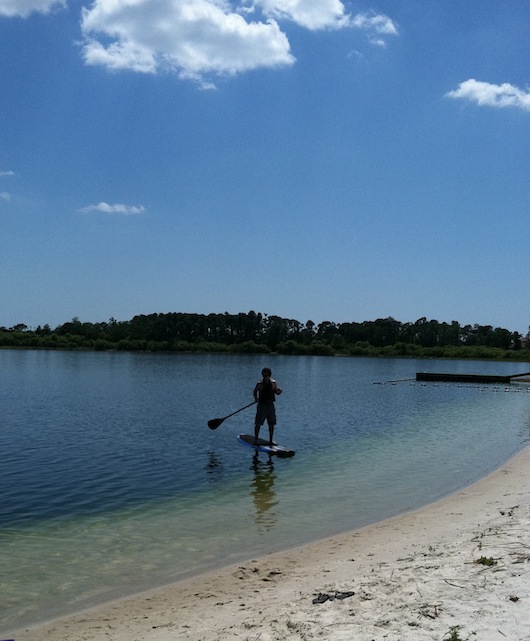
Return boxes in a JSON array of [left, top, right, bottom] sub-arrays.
[[237, 434, 295, 458]]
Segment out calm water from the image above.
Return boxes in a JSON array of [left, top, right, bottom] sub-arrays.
[[2, 350, 530, 632]]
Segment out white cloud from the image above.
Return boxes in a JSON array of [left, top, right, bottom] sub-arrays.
[[0, 171, 14, 202], [81, 0, 295, 85], [446, 79, 530, 111], [7, 0, 396, 84], [79, 202, 146, 215], [352, 11, 398, 45], [252, 0, 350, 31], [83, 39, 158, 74], [0, 0, 65, 18]]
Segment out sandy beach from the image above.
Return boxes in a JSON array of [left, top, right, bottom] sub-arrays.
[[8, 445, 530, 641]]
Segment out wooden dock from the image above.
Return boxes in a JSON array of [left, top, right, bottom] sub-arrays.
[[416, 371, 530, 384]]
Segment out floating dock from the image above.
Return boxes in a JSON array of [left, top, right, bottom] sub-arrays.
[[416, 371, 530, 384]]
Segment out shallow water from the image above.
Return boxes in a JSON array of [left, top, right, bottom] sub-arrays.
[[1, 351, 530, 632]]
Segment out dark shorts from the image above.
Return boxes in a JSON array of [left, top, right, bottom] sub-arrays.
[[255, 402, 276, 426]]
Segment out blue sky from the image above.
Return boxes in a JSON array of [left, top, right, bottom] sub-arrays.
[[1, 0, 529, 334]]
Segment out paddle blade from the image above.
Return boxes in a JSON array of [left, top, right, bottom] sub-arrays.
[[208, 417, 224, 430]]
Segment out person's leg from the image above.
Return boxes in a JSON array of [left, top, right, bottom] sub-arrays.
[[255, 405, 264, 442], [267, 405, 276, 445], [268, 421, 274, 445]]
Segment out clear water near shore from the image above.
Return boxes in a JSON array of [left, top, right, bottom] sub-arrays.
[[1, 350, 530, 632]]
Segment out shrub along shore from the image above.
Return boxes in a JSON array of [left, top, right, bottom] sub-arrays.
[[2, 311, 529, 361]]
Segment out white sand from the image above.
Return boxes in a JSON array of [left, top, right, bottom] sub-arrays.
[[9, 446, 530, 641]]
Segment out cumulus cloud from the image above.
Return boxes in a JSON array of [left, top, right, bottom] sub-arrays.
[[352, 11, 398, 45], [0, 170, 15, 177], [0, 191, 10, 201], [252, 0, 350, 31], [80, 1, 397, 85], [446, 79, 530, 111], [0, 0, 65, 18], [81, 0, 295, 85], [4, 0, 397, 84], [79, 202, 146, 215]]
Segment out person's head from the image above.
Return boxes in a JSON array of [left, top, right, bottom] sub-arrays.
[[261, 367, 272, 379]]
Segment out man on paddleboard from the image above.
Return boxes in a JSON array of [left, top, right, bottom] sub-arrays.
[[253, 368, 282, 445]]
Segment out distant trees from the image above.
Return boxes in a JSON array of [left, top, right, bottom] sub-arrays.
[[0, 312, 526, 361]]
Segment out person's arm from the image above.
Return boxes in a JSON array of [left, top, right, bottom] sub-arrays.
[[253, 382, 260, 401], [272, 380, 282, 395]]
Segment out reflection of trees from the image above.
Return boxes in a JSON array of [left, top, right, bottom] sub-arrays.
[[250, 453, 278, 532]]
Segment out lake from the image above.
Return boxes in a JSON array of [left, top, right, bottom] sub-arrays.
[[1, 349, 530, 632]]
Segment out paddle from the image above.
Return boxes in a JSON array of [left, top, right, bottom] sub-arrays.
[[208, 400, 257, 430]]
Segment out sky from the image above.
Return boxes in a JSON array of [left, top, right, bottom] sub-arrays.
[[1, 0, 529, 334]]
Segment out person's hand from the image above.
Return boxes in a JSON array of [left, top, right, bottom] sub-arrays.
[[275, 388, 283, 395]]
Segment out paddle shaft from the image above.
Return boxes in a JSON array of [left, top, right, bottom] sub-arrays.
[[208, 400, 257, 429], [220, 400, 257, 421]]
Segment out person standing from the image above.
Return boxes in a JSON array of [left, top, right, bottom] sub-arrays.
[[253, 367, 282, 445]]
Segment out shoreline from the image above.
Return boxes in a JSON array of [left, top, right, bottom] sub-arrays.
[[9, 445, 530, 641]]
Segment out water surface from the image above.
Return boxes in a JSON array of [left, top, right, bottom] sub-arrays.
[[1, 351, 529, 632]]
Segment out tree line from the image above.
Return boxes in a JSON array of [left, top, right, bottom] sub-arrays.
[[1, 312, 529, 361]]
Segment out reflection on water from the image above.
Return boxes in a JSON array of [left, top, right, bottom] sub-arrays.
[[250, 453, 278, 532], [206, 451, 223, 482]]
